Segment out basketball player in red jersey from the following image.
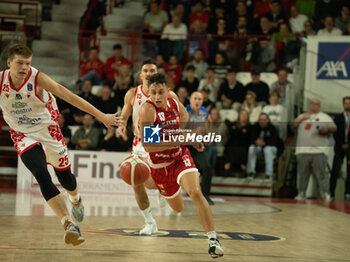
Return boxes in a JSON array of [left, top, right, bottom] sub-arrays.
[[138, 73, 224, 258], [118, 60, 188, 235], [0, 44, 121, 245]]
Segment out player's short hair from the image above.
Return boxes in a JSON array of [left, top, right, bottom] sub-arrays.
[[8, 44, 33, 60], [141, 59, 157, 68], [148, 73, 167, 87]]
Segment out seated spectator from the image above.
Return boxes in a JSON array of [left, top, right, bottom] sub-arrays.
[[99, 126, 132, 152], [144, 1, 168, 37], [242, 91, 263, 123], [207, 4, 228, 34], [246, 113, 278, 179], [344, 21, 350, 35], [188, 20, 209, 60], [112, 64, 134, 108], [281, 0, 295, 19], [209, 18, 231, 56], [160, 15, 188, 61], [200, 88, 215, 112], [170, 3, 188, 24], [253, 0, 272, 20], [317, 16, 342, 36], [234, 0, 253, 30], [79, 46, 104, 85], [78, 80, 98, 107], [233, 15, 250, 36], [198, 67, 220, 102], [189, 1, 209, 31], [180, 65, 199, 96], [175, 85, 190, 106], [96, 85, 117, 115], [71, 114, 100, 150], [336, 6, 350, 33], [256, 16, 274, 37], [164, 55, 182, 86], [211, 51, 231, 81], [245, 70, 270, 105], [155, 54, 165, 68], [58, 114, 72, 149], [302, 20, 316, 37], [250, 38, 276, 72], [289, 5, 308, 34], [262, 91, 287, 139], [224, 109, 252, 176], [217, 69, 245, 111], [266, 0, 286, 31], [104, 44, 132, 86], [183, 48, 209, 80]]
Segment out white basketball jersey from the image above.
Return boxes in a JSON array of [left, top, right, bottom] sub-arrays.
[[132, 85, 149, 138], [0, 67, 60, 134]]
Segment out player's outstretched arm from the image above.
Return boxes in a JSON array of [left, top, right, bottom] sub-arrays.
[[117, 87, 136, 135], [37, 72, 121, 128]]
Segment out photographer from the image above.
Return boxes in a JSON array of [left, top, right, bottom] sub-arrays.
[[293, 99, 337, 201]]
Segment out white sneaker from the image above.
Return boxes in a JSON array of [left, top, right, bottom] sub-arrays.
[[139, 219, 158, 235], [294, 192, 306, 200], [157, 191, 167, 208], [208, 238, 224, 258], [323, 193, 332, 202]]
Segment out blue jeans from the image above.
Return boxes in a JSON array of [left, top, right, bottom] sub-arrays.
[[246, 145, 277, 176], [80, 70, 101, 85], [205, 143, 217, 169]]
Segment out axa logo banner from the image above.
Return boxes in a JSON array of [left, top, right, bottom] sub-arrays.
[[316, 42, 350, 79]]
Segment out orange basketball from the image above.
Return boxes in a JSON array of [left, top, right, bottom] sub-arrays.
[[120, 155, 151, 186]]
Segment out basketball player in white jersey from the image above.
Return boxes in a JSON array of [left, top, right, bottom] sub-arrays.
[[119, 60, 188, 235], [0, 44, 120, 245]]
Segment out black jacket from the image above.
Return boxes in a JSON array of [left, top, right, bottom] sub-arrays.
[[251, 123, 278, 147], [333, 113, 349, 152]]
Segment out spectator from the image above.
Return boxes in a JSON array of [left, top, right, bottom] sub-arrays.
[[99, 126, 132, 152], [164, 55, 182, 86], [266, 0, 286, 30], [198, 67, 220, 102], [293, 98, 336, 201], [315, 0, 338, 22], [335, 6, 350, 33], [144, 1, 168, 36], [344, 21, 350, 35], [200, 88, 215, 112], [170, 3, 188, 24], [250, 38, 276, 72], [183, 49, 209, 80], [224, 109, 252, 176], [79, 46, 104, 85], [245, 70, 270, 105], [280, 0, 295, 19], [180, 65, 199, 96], [71, 114, 100, 150], [263, 91, 287, 139], [330, 97, 350, 201], [95, 85, 117, 114], [208, 4, 227, 34], [112, 64, 134, 108], [242, 91, 263, 123], [188, 20, 209, 60], [78, 80, 98, 107], [246, 113, 278, 179], [104, 44, 132, 86], [175, 85, 190, 106], [302, 20, 316, 37], [270, 68, 295, 122], [256, 16, 274, 37], [155, 54, 165, 68], [217, 69, 245, 110], [58, 114, 72, 148], [253, 0, 272, 20], [211, 51, 231, 81], [186, 91, 215, 205], [289, 5, 308, 34], [160, 15, 188, 61], [189, 1, 209, 31], [317, 16, 342, 36], [233, 15, 250, 35], [296, 0, 316, 20]]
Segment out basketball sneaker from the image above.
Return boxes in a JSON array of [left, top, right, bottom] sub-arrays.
[[294, 192, 306, 200], [208, 238, 224, 258], [70, 197, 84, 222], [64, 223, 85, 246], [139, 219, 158, 235], [157, 191, 167, 208]]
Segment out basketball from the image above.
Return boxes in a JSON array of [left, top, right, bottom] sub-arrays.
[[120, 155, 151, 186]]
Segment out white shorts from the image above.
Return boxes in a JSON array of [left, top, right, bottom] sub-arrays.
[[10, 124, 71, 170]]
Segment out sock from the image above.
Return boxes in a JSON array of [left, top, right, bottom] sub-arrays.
[[61, 215, 73, 230], [69, 193, 80, 204], [141, 207, 154, 223], [207, 231, 217, 240]]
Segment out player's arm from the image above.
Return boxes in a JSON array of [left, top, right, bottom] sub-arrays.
[[120, 87, 135, 122], [169, 91, 189, 129], [37, 72, 121, 128]]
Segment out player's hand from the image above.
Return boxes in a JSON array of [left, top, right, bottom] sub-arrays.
[[193, 142, 204, 152], [100, 111, 124, 128]]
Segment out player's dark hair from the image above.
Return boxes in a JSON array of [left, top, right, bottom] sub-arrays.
[[141, 59, 157, 68], [8, 44, 33, 60], [148, 73, 167, 87]]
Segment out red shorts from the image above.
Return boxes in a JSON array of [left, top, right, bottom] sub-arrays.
[[150, 148, 198, 199]]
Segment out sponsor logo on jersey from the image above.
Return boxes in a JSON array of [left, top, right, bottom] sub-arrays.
[[10, 108, 33, 115], [15, 94, 22, 100], [17, 115, 42, 126], [12, 102, 27, 108], [59, 148, 66, 155], [27, 83, 33, 91]]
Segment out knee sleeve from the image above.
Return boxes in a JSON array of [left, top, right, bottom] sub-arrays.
[[55, 168, 77, 191], [21, 145, 60, 201]]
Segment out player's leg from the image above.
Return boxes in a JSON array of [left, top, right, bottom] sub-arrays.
[[144, 174, 167, 208], [21, 145, 84, 245], [180, 171, 224, 258]]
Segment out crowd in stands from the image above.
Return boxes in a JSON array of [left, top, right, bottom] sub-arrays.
[[68, 0, 350, 199]]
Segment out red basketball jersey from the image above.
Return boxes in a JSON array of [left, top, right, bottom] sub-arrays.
[[146, 97, 185, 166]]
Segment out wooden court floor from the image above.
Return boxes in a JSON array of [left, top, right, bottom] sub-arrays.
[[0, 191, 350, 262]]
